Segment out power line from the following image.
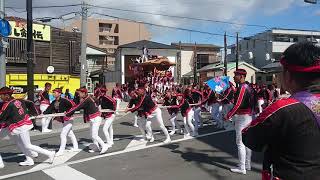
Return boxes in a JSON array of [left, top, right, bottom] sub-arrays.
[[91, 12, 271, 43], [92, 12, 237, 38], [88, 4, 269, 29], [5, 3, 81, 10]]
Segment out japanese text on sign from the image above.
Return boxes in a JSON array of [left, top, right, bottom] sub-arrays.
[[8, 21, 51, 41]]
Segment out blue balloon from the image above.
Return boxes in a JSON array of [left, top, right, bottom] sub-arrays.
[[0, 19, 12, 37]]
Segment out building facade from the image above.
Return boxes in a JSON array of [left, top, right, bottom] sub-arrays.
[[5, 17, 81, 94], [227, 28, 320, 68], [171, 43, 221, 84], [66, 18, 151, 54], [198, 61, 261, 85]]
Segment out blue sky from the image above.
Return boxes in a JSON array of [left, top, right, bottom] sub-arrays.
[[5, 0, 320, 47]]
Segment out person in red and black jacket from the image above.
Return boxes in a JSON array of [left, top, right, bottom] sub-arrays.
[[0, 87, 55, 166], [99, 88, 116, 147], [191, 86, 203, 131], [38, 82, 53, 133], [243, 42, 320, 180], [203, 88, 221, 126], [126, 86, 171, 143], [257, 84, 272, 114], [218, 82, 235, 128], [43, 88, 79, 157], [65, 87, 108, 154], [163, 91, 182, 135], [126, 90, 148, 139], [223, 69, 253, 175], [171, 90, 197, 137], [112, 83, 123, 114]]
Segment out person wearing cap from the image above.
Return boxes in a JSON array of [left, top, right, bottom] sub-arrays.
[[0, 87, 55, 166], [43, 88, 79, 157], [98, 88, 116, 147], [256, 84, 272, 114], [223, 68, 253, 175], [242, 42, 320, 180], [171, 89, 197, 137], [126, 90, 148, 139], [38, 82, 53, 133], [191, 86, 204, 132], [202, 87, 220, 126], [126, 85, 171, 143], [112, 83, 123, 115], [163, 90, 182, 135], [65, 87, 109, 154]]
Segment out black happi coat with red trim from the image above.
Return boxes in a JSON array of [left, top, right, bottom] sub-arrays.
[[163, 96, 179, 115], [38, 90, 50, 104], [99, 95, 116, 118], [0, 98, 39, 131], [128, 97, 144, 117], [226, 83, 253, 119], [44, 97, 75, 123], [65, 96, 100, 123], [130, 94, 157, 118], [242, 95, 320, 180]]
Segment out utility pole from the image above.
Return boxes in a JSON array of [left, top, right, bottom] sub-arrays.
[[26, 0, 34, 101], [224, 32, 227, 76], [193, 42, 197, 85], [80, 1, 88, 87], [0, 0, 6, 88], [236, 32, 239, 70], [177, 41, 182, 84]]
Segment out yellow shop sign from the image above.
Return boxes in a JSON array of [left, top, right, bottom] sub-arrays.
[[8, 20, 51, 41]]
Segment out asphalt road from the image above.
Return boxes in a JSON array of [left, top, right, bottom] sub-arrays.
[[0, 110, 263, 180]]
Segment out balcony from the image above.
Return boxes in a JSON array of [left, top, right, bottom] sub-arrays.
[[99, 27, 111, 33], [99, 40, 114, 46]]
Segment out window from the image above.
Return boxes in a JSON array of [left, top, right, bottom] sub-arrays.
[[99, 23, 112, 32], [196, 54, 209, 69], [266, 76, 273, 81], [257, 76, 262, 81], [253, 39, 256, 48], [239, 44, 242, 51], [246, 41, 249, 50]]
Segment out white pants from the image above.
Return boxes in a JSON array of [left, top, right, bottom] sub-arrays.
[[257, 99, 265, 114], [115, 98, 121, 115], [90, 116, 106, 150], [233, 114, 252, 169], [103, 114, 115, 145], [183, 109, 196, 135], [0, 154, 3, 168], [133, 114, 138, 126], [211, 103, 221, 121], [169, 113, 182, 132], [137, 116, 147, 138], [193, 107, 202, 131], [146, 108, 170, 139], [1, 128, 36, 162], [59, 121, 78, 153], [15, 130, 52, 158], [40, 104, 52, 131]]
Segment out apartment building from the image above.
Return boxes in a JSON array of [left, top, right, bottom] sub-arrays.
[[227, 28, 320, 68], [66, 18, 151, 58]]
